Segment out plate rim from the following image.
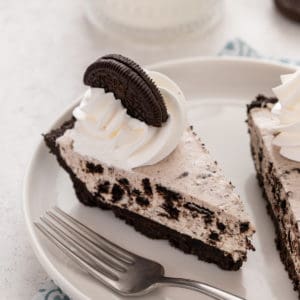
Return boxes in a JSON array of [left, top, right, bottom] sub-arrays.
[[145, 55, 297, 71], [22, 56, 297, 299]]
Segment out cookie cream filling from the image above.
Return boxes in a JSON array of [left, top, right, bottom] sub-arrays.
[[63, 71, 187, 170], [57, 129, 254, 259], [271, 71, 300, 162], [248, 107, 300, 285]]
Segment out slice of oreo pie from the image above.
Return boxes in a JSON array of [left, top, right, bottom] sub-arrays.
[[44, 54, 255, 271]]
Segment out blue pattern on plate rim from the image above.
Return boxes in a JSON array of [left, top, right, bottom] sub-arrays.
[[32, 38, 299, 300]]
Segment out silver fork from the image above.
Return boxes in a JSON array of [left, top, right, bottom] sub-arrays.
[[35, 207, 245, 300]]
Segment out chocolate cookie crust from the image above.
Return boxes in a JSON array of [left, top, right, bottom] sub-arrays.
[[246, 94, 278, 113]]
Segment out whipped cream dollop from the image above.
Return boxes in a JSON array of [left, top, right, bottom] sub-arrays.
[[271, 70, 300, 162], [67, 71, 187, 170]]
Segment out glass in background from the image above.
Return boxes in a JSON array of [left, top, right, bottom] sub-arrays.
[[88, 0, 223, 43]]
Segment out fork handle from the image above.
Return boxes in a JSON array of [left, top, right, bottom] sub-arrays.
[[158, 277, 245, 300]]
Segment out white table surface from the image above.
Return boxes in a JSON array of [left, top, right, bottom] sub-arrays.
[[1, 0, 300, 298]]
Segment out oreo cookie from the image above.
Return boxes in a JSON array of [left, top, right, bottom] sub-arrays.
[[83, 54, 168, 127], [275, 0, 300, 22]]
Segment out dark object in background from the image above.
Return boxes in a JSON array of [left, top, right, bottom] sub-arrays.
[[275, 0, 300, 22]]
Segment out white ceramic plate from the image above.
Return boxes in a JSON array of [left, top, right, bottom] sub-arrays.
[[23, 57, 298, 300]]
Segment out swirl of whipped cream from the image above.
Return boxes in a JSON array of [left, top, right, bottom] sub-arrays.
[[69, 70, 187, 170], [271, 70, 300, 162]]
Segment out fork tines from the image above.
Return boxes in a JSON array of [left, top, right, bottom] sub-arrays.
[[35, 207, 135, 287]]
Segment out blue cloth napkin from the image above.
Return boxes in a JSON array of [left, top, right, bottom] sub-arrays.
[[32, 38, 299, 300], [219, 38, 300, 65], [33, 280, 70, 300]]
